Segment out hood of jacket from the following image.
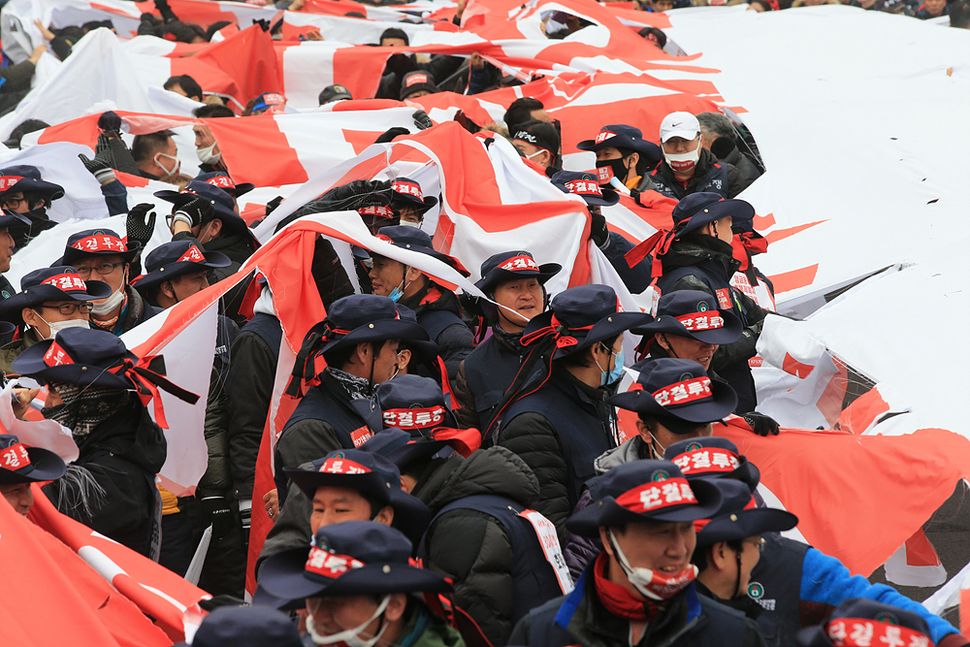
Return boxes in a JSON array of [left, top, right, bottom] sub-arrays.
[[593, 435, 650, 476], [424, 446, 540, 514]]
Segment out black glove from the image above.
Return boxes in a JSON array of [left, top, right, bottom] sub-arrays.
[[126, 203, 157, 247], [154, 0, 179, 24], [171, 196, 214, 229], [264, 195, 284, 216], [317, 179, 392, 212], [97, 111, 123, 137], [252, 18, 271, 32], [386, 52, 417, 75], [412, 110, 433, 131], [590, 209, 610, 248], [743, 411, 780, 436], [199, 595, 248, 612], [239, 503, 251, 549], [200, 495, 235, 540], [374, 127, 410, 144], [78, 147, 116, 185]]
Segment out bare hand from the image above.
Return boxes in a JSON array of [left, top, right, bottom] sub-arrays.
[[263, 488, 279, 519], [28, 45, 47, 64], [304, 27, 324, 41], [470, 51, 485, 69], [33, 20, 56, 41], [12, 388, 39, 419]]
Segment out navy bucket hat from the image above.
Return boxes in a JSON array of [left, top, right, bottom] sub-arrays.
[[181, 606, 302, 647], [390, 177, 437, 213], [551, 170, 620, 207], [0, 434, 66, 485], [375, 374, 458, 433], [567, 459, 723, 537], [196, 171, 255, 198], [608, 358, 737, 424], [475, 250, 561, 295], [256, 521, 451, 605], [0, 165, 65, 201], [671, 192, 755, 239], [155, 180, 250, 237], [57, 228, 141, 265], [665, 436, 760, 491], [375, 225, 469, 276], [795, 599, 934, 647], [633, 290, 742, 346], [576, 124, 661, 165], [134, 240, 231, 294], [314, 294, 429, 355], [521, 284, 653, 360]]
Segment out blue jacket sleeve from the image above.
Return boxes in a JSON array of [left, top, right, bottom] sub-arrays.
[[800, 547, 958, 643], [467, 63, 493, 95], [100, 179, 129, 216], [600, 231, 652, 295]]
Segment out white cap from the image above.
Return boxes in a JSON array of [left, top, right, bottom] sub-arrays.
[[659, 112, 701, 143]]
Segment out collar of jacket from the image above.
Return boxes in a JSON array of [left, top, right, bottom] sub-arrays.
[[664, 235, 741, 279], [657, 147, 717, 185]]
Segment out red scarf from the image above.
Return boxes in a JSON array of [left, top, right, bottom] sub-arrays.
[[592, 553, 664, 622]]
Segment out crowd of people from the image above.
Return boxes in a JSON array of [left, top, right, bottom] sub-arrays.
[[0, 0, 964, 645]]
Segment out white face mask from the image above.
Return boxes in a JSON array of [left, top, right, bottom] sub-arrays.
[[662, 143, 701, 174], [32, 311, 89, 340], [153, 152, 181, 179], [397, 219, 421, 228], [306, 595, 391, 647], [608, 529, 698, 601], [91, 286, 125, 316], [196, 142, 221, 165]]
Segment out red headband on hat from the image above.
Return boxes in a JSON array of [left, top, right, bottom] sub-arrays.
[[674, 311, 725, 332], [1, 443, 31, 471], [615, 477, 698, 513], [43, 340, 76, 367], [72, 234, 127, 254], [825, 618, 928, 647], [564, 179, 603, 198], [317, 457, 372, 475], [359, 205, 395, 219], [0, 175, 26, 191], [305, 546, 365, 579], [672, 448, 740, 475], [41, 273, 88, 293], [392, 180, 424, 201], [176, 245, 206, 264], [595, 130, 617, 144], [652, 376, 713, 408], [383, 406, 446, 430], [405, 74, 428, 87], [498, 254, 540, 272], [204, 175, 235, 189]]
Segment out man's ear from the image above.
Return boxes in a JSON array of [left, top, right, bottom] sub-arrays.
[[384, 593, 408, 623], [405, 266, 424, 283], [626, 151, 639, 170], [709, 542, 731, 571], [160, 280, 176, 299], [654, 332, 669, 351], [599, 527, 615, 556], [207, 218, 223, 238], [374, 505, 394, 526]]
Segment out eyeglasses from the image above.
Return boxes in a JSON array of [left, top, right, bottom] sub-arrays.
[[0, 196, 26, 211], [39, 302, 94, 315], [74, 262, 125, 277]]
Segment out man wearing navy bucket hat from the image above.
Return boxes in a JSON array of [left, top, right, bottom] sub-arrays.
[[638, 192, 774, 415], [0, 433, 66, 516], [497, 284, 653, 536], [57, 228, 159, 336], [632, 290, 780, 436], [454, 249, 561, 435], [0, 266, 110, 373], [509, 459, 765, 647], [368, 226, 473, 380], [576, 125, 662, 192], [274, 294, 429, 505], [12, 327, 198, 556], [388, 177, 438, 228], [256, 521, 464, 647], [0, 164, 65, 248], [0, 208, 30, 303]]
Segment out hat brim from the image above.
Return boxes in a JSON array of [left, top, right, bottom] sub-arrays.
[[134, 252, 232, 292], [696, 508, 798, 548], [475, 262, 562, 294], [0, 178, 65, 201], [548, 311, 655, 360], [0, 280, 113, 323], [689, 458, 760, 491], [319, 319, 430, 354], [392, 195, 438, 214], [0, 445, 67, 484], [631, 309, 743, 346], [677, 199, 756, 238], [608, 377, 737, 423], [59, 240, 142, 265], [581, 189, 620, 207], [257, 546, 451, 606], [566, 477, 723, 537], [155, 190, 252, 237], [11, 339, 135, 388], [0, 211, 31, 229], [223, 182, 255, 198]]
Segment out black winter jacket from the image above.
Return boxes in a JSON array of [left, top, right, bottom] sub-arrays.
[[43, 399, 166, 557], [416, 447, 551, 647], [399, 282, 473, 381], [649, 148, 734, 201]]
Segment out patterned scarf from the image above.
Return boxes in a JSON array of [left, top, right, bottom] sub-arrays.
[[43, 381, 131, 440], [327, 367, 376, 401]]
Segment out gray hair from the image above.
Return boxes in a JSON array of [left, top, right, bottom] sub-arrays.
[[696, 112, 735, 141]]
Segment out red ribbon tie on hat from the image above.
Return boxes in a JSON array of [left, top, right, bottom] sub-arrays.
[[615, 477, 698, 513], [0, 176, 26, 191], [498, 255, 539, 272], [177, 245, 206, 263], [107, 355, 200, 429], [383, 406, 445, 430]]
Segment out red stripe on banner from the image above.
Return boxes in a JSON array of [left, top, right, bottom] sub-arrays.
[[332, 99, 405, 112], [332, 46, 404, 102], [115, 171, 150, 189], [618, 191, 677, 231], [302, 0, 375, 17], [782, 352, 815, 379], [836, 387, 890, 434], [904, 528, 942, 567], [205, 116, 307, 187], [764, 220, 827, 245], [961, 589, 970, 636], [38, 112, 195, 148], [754, 212, 775, 230], [716, 420, 970, 576], [767, 264, 819, 295], [240, 203, 267, 226], [134, 0, 242, 28], [342, 129, 389, 155]]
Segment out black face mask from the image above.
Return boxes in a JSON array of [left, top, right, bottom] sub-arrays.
[[595, 157, 629, 185]]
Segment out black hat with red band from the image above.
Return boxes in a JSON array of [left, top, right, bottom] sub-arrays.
[[520, 284, 652, 361], [134, 240, 231, 294], [375, 374, 458, 433], [665, 436, 760, 491], [475, 250, 561, 295], [374, 225, 469, 276], [196, 171, 255, 198], [633, 290, 742, 347], [551, 170, 619, 207], [390, 177, 437, 213], [566, 459, 722, 536], [256, 521, 451, 607], [609, 358, 737, 424], [795, 599, 934, 647], [0, 434, 66, 485], [0, 165, 65, 201], [56, 228, 141, 265]]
